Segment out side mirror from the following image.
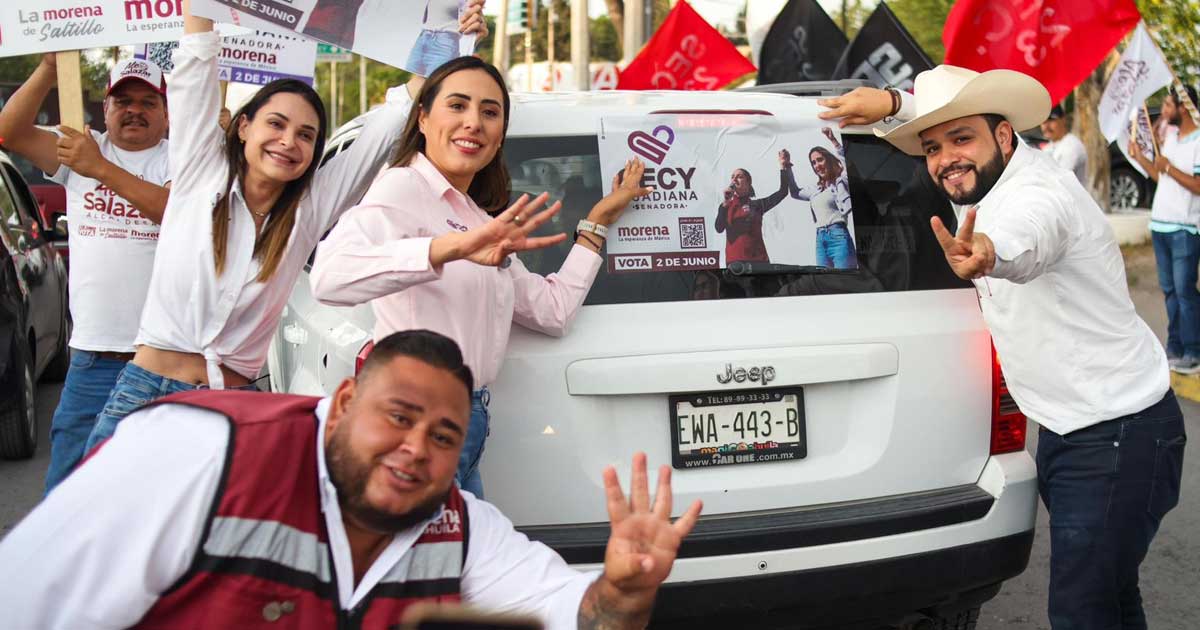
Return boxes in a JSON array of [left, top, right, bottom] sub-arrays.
[[54, 214, 68, 237]]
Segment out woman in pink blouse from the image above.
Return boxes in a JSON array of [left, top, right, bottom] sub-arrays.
[[310, 56, 650, 497]]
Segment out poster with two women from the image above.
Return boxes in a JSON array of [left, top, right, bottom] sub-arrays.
[[190, 0, 475, 75], [598, 114, 859, 273]]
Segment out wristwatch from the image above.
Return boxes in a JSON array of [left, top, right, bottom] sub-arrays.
[[575, 219, 608, 240]]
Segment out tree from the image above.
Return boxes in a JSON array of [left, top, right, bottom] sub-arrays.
[[888, 0, 955, 63], [605, 0, 625, 50], [830, 0, 875, 40], [592, 15, 622, 61]]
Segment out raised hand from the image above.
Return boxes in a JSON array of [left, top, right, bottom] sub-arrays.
[[779, 149, 793, 168], [585, 159, 654, 227], [430, 192, 567, 268], [930, 207, 996, 280], [56, 125, 109, 179], [602, 452, 702, 594], [459, 0, 488, 38], [817, 87, 894, 128]]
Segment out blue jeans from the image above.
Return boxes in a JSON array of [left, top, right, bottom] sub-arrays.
[[84, 362, 258, 453], [1036, 391, 1186, 630], [405, 29, 460, 77], [816, 222, 858, 269], [1151, 229, 1200, 358], [44, 350, 130, 494], [457, 387, 490, 498]]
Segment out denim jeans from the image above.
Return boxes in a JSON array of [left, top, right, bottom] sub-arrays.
[[1036, 390, 1186, 630], [83, 362, 259, 453], [1151, 229, 1200, 358], [457, 387, 490, 498], [405, 29, 460, 77], [816, 222, 858, 269], [44, 350, 130, 494]]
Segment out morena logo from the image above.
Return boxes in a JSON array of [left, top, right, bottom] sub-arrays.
[[627, 125, 675, 165]]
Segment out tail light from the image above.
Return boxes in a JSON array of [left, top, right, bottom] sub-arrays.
[[354, 340, 375, 376], [991, 342, 1027, 455]]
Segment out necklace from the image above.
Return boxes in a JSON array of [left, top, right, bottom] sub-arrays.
[[248, 207, 269, 218]]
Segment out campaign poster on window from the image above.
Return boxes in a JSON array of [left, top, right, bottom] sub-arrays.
[[190, 0, 475, 75], [597, 114, 859, 273], [135, 29, 318, 86]]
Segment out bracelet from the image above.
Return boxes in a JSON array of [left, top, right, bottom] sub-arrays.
[[885, 87, 901, 117], [576, 219, 609, 239], [576, 231, 602, 249]]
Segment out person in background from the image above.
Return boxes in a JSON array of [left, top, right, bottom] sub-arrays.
[[0, 54, 172, 494], [819, 66, 1184, 630], [218, 106, 232, 131], [1129, 84, 1200, 374], [81, 0, 490, 452], [1039, 105, 1088, 187], [309, 55, 652, 498], [0, 330, 702, 630]]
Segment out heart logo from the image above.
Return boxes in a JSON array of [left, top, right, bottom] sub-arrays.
[[627, 125, 676, 165]]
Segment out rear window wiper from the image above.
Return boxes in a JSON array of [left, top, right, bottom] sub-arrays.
[[725, 262, 842, 276]]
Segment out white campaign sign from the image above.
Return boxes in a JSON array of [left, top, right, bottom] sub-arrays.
[[598, 114, 859, 273], [136, 29, 318, 86], [191, 0, 474, 75], [0, 1, 188, 57]]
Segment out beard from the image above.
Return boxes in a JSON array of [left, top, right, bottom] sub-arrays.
[[936, 144, 1006, 206], [326, 424, 448, 534]]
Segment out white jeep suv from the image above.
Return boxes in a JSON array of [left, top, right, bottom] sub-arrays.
[[268, 83, 1037, 629]]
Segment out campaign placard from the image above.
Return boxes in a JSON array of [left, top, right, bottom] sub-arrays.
[[136, 29, 318, 86], [0, 1, 187, 57], [598, 114, 859, 273], [191, 0, 475, 75]]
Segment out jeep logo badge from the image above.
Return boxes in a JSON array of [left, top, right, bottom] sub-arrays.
[[716, 363, 776, 386]]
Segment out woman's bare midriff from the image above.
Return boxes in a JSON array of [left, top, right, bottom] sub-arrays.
[[132, 346, 252, 388]]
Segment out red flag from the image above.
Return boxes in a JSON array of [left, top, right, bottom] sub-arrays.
[[617, 1, 755, 91], [942, 0, 1140, 104]]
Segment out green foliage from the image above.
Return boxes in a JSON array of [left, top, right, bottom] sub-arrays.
[[830, 0, 876, 40], [315, 56, 413, 129], [1137, 0, 1200, 86], [591, 15, 622, 61], [887, 0, 955, 63], [0, 52, 112, 103]]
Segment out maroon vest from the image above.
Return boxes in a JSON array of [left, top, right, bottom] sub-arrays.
[[132, 390, 467, 630]]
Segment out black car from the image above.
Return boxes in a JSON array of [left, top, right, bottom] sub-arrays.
[[0, 149, 69, 459]]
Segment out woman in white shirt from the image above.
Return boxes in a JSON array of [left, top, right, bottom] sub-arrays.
[[782, 128, 858, 269], [82, 0, 490, 453], [309, 56, 651, 497]]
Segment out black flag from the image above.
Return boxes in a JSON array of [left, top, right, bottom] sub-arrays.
[[757, 0, 848, 84], [830, 2, 933, 91]]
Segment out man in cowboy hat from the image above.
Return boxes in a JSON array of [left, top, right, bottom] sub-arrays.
[[818, 67, 1185, 629]]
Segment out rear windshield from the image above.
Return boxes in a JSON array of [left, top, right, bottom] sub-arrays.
[[506, 134, 969, 305]]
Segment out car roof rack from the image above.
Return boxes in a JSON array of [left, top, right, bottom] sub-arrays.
[[736, 80, 874, 97]]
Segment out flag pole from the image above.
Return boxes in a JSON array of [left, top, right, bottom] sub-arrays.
[[1143, 103, 1160, 156]]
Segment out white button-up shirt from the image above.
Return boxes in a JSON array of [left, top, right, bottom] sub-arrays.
[[135, 31, 412, 388], [0, 399, 596, 629], [967, 141, 1168, 433]]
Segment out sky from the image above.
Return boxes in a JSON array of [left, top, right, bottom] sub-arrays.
[[483, 0, 865, 30]]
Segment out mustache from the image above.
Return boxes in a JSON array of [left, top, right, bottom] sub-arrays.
[[120, 114, 149, 127], [937, 162, 975, 181]]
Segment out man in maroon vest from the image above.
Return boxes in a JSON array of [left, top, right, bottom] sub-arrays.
[[0, 330, 702, 629]]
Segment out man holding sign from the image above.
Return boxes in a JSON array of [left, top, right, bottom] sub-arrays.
[[0, 54, 171, 493]]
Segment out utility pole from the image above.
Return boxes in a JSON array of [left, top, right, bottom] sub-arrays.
[[359, 55, 367, 115], [547, 2, 555, 90], [570, 0, 589, 91], [524, 18, 534, 91], [329, 61, 338, 129], [493, 0, 510, 73], [623, 0, 645, 63]]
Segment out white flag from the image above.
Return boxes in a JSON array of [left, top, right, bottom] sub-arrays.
[[1099, 22, 1172, 144]]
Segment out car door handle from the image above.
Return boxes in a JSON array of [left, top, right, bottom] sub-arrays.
[[283, 323, 308, 345]]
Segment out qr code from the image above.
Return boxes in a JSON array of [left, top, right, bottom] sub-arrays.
[[679, 218, 706, 249], [142, 42, 178, 73]]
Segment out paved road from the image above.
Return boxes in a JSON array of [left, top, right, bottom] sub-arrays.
[[2, 245, 1197, 628]]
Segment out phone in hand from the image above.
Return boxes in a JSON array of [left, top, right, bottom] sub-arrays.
[[397, 603, 544, 630]]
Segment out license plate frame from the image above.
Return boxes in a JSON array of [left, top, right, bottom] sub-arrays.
[[668, 387, 807, 469]]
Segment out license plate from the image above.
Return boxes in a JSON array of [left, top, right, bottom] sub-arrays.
[[669, 388, 806, 469]]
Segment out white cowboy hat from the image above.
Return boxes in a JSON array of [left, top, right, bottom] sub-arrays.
[[875, 65, 1051, 156]]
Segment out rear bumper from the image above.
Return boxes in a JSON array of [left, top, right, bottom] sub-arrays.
[[650, 530, 1033, 628], [524, 451, 1038, 624]]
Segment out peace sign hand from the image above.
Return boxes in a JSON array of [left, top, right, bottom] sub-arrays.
[[930, 207, 996, 280], [430, 192, 567, 269]]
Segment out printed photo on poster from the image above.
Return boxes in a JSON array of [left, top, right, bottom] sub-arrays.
[[598, 114, 859, 273], [191, 0, 475, 75]]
